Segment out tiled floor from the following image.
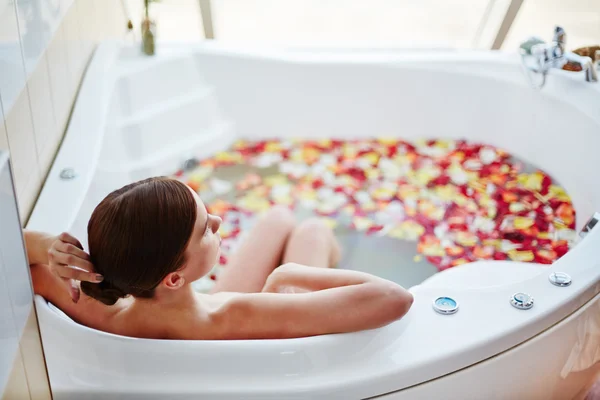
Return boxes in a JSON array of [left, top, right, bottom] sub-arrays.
[[126, 0, 600, 50]]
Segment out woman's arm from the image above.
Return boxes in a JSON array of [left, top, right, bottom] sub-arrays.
[[208, 264, 413, 339], [24, 230, 102, 302], [261, 262, 387, 293], [23, 230, 55, 265]]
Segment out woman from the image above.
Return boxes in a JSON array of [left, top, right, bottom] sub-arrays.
[[29, 177, 413, 339]]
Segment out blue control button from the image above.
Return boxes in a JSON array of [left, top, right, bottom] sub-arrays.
[[433, 296, 459, 315]]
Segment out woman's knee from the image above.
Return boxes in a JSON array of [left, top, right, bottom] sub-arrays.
[[259, 206, 297, 236], [290, 218, 332, 244]]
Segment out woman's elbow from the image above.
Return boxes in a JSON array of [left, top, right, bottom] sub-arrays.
[[390, 287, 413, 319], [377, 284, 413, 324]]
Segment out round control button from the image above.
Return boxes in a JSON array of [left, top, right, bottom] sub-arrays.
[[549, 272, 572, 287], [433, 297, 459, 315], [510, 292, 534, 310]]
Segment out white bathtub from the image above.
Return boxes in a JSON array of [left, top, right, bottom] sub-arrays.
[[27, 41, 600, 399]]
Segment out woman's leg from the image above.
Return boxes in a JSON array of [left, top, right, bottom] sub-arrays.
[[282, 218, 341, 268], [211, 206, 296, 293]]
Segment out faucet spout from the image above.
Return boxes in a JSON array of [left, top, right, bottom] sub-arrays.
[[564, 52, 598, 82]]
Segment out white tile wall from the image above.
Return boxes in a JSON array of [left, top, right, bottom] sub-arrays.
[[4, 90, 41, 210], [15, 0, 75, 75], [27, 55, 58, 175], [45, 23, 72, 132], [63, 2, 86, 91], [75, 0, 97, 70], [0, 0, 28, 112]]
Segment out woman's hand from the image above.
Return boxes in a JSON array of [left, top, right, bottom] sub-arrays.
[[24, 230, 103, 302], [46, 233, 103, 302]]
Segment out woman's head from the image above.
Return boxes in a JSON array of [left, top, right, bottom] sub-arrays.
[[81, 177, 222, 305]]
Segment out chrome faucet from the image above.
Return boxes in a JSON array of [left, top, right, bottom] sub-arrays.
[[520, 26, 598, 88]]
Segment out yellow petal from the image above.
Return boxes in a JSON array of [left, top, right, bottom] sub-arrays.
[[317, 139, 332, 148], [238, 196, 271, 212], [509, 202, 527, 213], [514, 217, 534, 230], [189, 166, 213, 183], [435, 185, 459, 202], [454, 232, 478, 247], [420, 244, 446, 257], [362, 152, 379, 165], [365, 168, 381, 180], [537, 232, 552, 240], [264, 175, 289, 187], [377, 137, 398, 146], [517, 172, 544, 191], [372, 187, 394, 201], [400, 220, 425, 241], [452, 258, 469, 266], [398, 185, 419, 201], [353, 216, 374, 231], [548, 185, 571, 202], [508, 250, 534, 262], [265, 142, 282, 152]]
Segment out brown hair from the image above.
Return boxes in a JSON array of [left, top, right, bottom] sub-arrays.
[[81, 177, 198, 305]]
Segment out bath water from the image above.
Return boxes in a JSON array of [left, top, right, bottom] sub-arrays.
[[171, 138, 576, 292]]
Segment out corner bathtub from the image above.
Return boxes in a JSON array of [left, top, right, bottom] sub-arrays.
[[27, 41, 600, 399]]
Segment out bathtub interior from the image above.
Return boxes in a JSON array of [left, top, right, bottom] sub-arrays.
[[25, 43, 600, 399], [61, 45, 600, 292]]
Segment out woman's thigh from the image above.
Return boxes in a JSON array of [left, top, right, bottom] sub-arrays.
[[210, 206, 296, 293]]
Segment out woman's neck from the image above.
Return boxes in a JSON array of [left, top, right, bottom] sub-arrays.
[[131, 284, 198, 309]]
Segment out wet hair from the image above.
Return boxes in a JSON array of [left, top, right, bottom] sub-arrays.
[[80, 177, 198, 306]]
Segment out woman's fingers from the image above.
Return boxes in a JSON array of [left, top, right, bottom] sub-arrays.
[[48, 248, 96, 275], [58, 232, 83, 249], [52, 263, 103, 283], [54, 240, 91, 261]]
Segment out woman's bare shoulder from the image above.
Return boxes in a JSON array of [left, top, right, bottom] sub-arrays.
[[177, 291, 315, 340], [161, 291, 243, 340]]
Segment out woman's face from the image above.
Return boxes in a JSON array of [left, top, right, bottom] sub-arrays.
[[181, 189, 222, 281]]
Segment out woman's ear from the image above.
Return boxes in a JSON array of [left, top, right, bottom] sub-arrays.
[[162, 272, 185, 290]]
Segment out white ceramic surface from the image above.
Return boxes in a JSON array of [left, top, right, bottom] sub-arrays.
[[27, 41, 600, 399]]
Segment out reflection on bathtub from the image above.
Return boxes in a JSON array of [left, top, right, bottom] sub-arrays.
[[172, 138, 577, 293], [561, 299, 600, 379]]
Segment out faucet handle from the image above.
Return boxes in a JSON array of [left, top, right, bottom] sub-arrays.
[[520, 36, 545, 55], [552, 26, 566, 56], [553, 26, 566, 45]]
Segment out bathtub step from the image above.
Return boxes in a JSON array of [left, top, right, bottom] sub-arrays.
[[114, 52, 212, 117], [116, 87, 216, 129], [101, 87, 226, 166], [97, 122, 237, 181]]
